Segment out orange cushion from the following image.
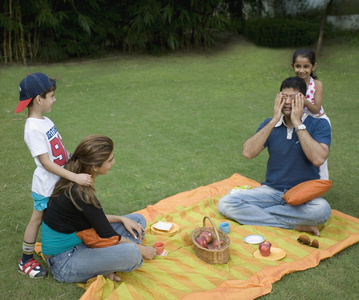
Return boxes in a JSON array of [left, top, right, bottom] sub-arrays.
[[76, 228, 119, 248], [282, 179, 332, 206]]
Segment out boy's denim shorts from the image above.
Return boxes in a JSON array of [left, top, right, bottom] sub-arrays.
[[32, 192, 49, 211]]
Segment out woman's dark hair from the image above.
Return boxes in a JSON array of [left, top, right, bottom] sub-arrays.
[[280, 76, 307, 96], [51, 135, 114, 210], [292, 48, 317, 79]]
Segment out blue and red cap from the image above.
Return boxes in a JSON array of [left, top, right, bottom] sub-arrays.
[[15, 73, 56, 113]]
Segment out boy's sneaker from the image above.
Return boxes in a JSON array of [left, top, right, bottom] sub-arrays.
[[18, 258, 48, 278]]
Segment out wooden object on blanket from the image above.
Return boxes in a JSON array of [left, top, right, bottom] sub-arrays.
[[192, 216, 230, 264]]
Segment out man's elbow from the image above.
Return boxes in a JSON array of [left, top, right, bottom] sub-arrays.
[[243, 144, 263, 160], [242, 150, 254, 160], [313, 161, 323, 167], [311, 144, 330, 167], [312, 156, 327, 167]]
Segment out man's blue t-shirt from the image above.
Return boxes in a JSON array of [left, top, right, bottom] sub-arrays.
[[258, 115, 331, 190]]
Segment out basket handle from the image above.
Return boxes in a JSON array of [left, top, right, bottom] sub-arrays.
[[202, 216, 222, 246]]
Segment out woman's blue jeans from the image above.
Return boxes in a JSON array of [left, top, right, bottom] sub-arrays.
[[218, 185, 331, 229], [46, 213, 146, 283]]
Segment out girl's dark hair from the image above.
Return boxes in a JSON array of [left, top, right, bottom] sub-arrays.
[[27, 78, 57, 108], [51, 135, 114, 210], [280, 76, 307, 96], [292, 48, 317, 79]]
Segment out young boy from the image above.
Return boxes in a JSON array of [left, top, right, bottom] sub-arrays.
[[15, 73, 93, 278]]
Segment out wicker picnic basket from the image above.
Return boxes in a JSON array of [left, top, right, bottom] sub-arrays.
[[191, 216, 230, 264]]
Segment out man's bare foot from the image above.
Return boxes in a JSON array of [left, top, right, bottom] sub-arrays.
[[294, 225, 320, 236], [106, 272, 121, 282]]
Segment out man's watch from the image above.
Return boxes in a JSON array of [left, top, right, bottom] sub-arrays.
[[295, 124, 307, 132]]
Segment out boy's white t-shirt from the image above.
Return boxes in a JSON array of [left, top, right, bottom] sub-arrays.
[[24, 117, 67, 197]]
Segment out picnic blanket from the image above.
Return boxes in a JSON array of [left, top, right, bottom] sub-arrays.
[[39, 173, 359, 299]]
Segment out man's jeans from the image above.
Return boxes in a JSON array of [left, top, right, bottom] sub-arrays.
[[46, 213, 146, 283], [218, 185, 331, 229]]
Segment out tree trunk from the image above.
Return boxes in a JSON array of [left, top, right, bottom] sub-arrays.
[[9, 0, 13, 62], [17, 0, 27, 65], [316, 0, 335, 56], [27, 30, 33, 60], [3, 28, 8, 64], [33, 27, 39, 58], [257, 0, 263, 17]]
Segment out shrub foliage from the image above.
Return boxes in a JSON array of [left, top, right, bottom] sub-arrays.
[[245, 18, 320, 48], [0, 0, 229, 63], [0, 0, 350, 62]]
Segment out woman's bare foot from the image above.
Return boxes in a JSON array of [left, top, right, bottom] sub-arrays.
[[106, 272, 122, 282], [294, 225, 320, 236]]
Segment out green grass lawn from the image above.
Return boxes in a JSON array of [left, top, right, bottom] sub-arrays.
[[1, 37, 358, 299]]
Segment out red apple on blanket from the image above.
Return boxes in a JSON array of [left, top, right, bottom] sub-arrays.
[[199, 230, 212, 243], [212, 239, 224, 249], [259, 241, 272, 256], [196, 236, 208, 248]]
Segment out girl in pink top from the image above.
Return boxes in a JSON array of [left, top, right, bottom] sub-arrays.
[[291, 49, 330, 124], [292, 49, 331, 179]]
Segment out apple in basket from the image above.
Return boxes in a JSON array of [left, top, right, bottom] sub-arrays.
[[259, 241, 272, 256], [199, 230, 212, 243], [196, 236, 208, 248], [212, 239, 225, 250]]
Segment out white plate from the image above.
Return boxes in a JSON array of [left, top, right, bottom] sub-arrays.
[[156, 249, 168, 256], [244, 235, 265, 244]]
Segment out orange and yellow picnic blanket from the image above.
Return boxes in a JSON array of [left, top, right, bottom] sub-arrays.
[[65, 174, 359, 299]]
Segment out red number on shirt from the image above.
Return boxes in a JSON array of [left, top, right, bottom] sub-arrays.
[[50, 136, 67, 166]]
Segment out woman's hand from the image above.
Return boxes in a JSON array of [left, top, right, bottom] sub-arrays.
[[139, 245, 157, 260], [121, 217, 144, 240], [120, 237, 157, 260]]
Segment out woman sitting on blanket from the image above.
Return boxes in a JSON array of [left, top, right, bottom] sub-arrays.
[[41, 135, 156, 283]]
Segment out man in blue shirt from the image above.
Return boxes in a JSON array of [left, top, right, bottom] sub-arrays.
[[218, 77, 331, 236]]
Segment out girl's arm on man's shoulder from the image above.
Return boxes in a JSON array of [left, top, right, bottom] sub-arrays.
[[305, 79, 323, 114]]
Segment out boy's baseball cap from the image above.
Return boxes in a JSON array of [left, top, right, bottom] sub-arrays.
[[15, 72, 56, 113]]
